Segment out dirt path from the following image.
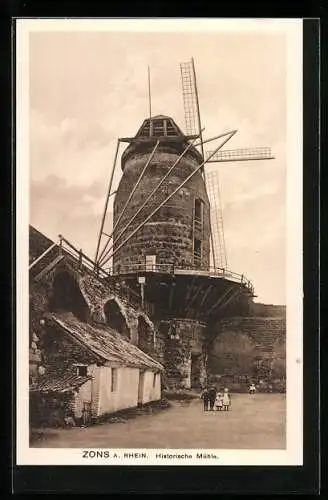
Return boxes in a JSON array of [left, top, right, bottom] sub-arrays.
[[32, 394, 286, 449]]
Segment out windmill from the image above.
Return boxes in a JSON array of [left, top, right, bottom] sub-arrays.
[[94, 59, 274, 273], [179, 58, 274, 269]]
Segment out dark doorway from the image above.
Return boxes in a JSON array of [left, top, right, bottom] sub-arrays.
[[104, 300, 130, 339], [51, 271, 89, 321], [191, 353, 202, 389], [137, 316, 153, 353]]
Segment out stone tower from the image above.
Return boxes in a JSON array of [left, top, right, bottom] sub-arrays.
[[111, 115, 253, 389], [113, 115, 210, 272]]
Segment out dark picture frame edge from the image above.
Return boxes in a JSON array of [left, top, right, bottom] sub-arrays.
[[8, 17, 321, 495]]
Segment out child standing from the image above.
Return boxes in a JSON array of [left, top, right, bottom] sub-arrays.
[[249, 383, 256, 395], [222, 388, 231, 411], [215, 391, 223, 411]]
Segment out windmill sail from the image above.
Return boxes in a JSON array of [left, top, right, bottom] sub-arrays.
[[206, 146, 274, 163], [180, 59, 220, 267], [180, 60, 199, 136], [205, 170, 227, 269], [179, 59, 275, 270]]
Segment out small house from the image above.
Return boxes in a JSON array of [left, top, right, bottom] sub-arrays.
[[30, 311, 164, 426]]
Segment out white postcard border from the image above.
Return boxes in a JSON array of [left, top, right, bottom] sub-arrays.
[[16, 18, 303, 466]]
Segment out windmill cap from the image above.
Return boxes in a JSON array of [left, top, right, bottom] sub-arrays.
[[135, 116, 185, 138]]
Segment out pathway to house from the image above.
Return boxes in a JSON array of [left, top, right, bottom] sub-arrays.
[[31, 393, 286, 449]]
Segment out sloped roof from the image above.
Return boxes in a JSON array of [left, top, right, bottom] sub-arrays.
[[30, 372, 91, 394], [29, 225, 56, 264], [45, 312, 164, 372]]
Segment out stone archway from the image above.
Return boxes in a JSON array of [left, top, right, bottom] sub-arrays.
[[51, 270, 89, 322], [137, 315, 153, 353], [104, 299, 130, 339]]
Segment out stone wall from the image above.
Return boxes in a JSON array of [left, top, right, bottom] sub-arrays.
[[29, 250, 159, 383], [40, 325, 99, 377], [157, 318, 208, 389], [30, 255, 156, 342], [249, 302, 286, 317], [113, 147, 211, 271], [29, 327, 101, 426], [208, 315, 286, 391]]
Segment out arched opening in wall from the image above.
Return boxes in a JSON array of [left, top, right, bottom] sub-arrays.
[[138, 316, 153, 353], [51, 271, 89, 322], [104, 300, 130, 339]]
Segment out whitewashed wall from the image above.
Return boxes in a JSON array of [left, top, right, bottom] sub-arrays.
[[139, 370, 161, 404], [97, 365, 139, 416], [71, 379, 92, 419]]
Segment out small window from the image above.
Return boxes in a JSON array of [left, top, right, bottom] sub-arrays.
[[194, 198, 204, 223], [152, 119, 165, 137], [194, 239, 202, 261], [111, 368, 118, 392], [76, 365, 88, 377], [153, 373, 157, 388]]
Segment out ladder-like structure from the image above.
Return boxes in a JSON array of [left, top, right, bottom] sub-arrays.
[[206, 146, 274, 163], [179, 58, 275, 272], [205, 170, 227, 269], [180, 59, 219, 268], [180, 61, 199, 137]]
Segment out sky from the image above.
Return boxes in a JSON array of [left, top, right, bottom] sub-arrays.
[[29, 27, 286, 304]]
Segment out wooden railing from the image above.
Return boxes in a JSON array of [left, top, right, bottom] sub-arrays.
[[58, 236, 109, 278], [29, 235, 152, 313], [29, 234, 254, 309], [109, 262, 254, 294], [58, 236, 147, 309]]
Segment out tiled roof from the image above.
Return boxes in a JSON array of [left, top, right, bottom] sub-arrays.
[[45, 311, 164, 372], [30, 372, 91, 393]]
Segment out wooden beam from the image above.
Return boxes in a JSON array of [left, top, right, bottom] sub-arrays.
[[219, 286, 242, 312], [198, 284, 213, 310], [95, 139, 120, 264], [34, 255, 65, 282], [99, 140, 160, 266], [29, 242, 58, 270], [185, 275, 197, 304], [206, 287, 242, 346], [207, 285, 235, 316], [185, 282, 205, 316]]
